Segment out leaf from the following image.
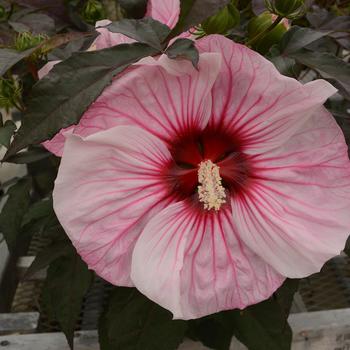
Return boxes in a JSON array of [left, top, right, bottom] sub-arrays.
[[0, 120, 16, 148], [99, 288, 187, 350], [21, 198, 53, 226], [268, 46, 300, 78], [119, 0, 148, 19], [107, 18, 170, 50], [229, 298, 292, 350], [47, 32, 99, 61], [280, 26, 332, 54], [307, 8, 350, 50], [275, 279, 300, 315], [9, 13, 56, 35], [0, 47, 36, 76], [188, 315, 233, 350], [289, 49, 350, 100], [168, 0, 231, 39], [4, 42, 159, 159], [24, 240, 71, 280], [0, 178, 32, 250], [165, 38, 199, 68], [345, 236, 350, 257], [42, 249, 93, 349], [5, 147, 50, 164]]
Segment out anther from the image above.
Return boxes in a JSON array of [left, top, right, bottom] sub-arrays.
[[198, 160, 226, 211]]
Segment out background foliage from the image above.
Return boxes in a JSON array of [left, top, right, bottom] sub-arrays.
[[0, 0, 349, 349]]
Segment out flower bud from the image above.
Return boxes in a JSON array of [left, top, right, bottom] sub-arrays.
[[265, 0, 306, 19], [202, 0, 240, 35], [82, 0, 106, 24], [248, 12, 289, 54], [0, 77, 22, 112], [14, 32, 47, 52]]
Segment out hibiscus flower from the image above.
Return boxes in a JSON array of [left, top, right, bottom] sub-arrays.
[[45, 1, 350, 319]]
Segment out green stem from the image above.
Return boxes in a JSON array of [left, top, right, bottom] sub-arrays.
[[246, 15, 284, 47]]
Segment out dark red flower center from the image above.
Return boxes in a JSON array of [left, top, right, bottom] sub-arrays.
[[163, 126, 251, 206]]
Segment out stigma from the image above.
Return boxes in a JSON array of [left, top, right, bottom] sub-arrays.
[[198, 160, 226, 211]]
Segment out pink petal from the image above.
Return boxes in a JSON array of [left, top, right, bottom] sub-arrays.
[[42, 126, 74, 157], [197, 35, 337, 154], [73, 53, 221, 143], [131, 201, 284, 319], [146, 0, 180, 29], [94, 20, 135, 50], [231, 107, 350, 278], [53, 125, 172, 286]]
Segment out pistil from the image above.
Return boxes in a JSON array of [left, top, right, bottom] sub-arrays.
[[198, 160, 226, 211]]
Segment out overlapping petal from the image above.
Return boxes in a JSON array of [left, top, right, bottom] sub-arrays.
[[146, 0, 180, 29], [131, 201, 284, 319], [73, 53, 221, 143], [196, 35, 337, 154], [231, 107, 350, 277], [53, 125, 172, 285]]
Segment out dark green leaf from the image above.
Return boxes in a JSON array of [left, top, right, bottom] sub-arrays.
[[188, 315, 233, 350], [5, 147, 50, 164], [229, 298, 292, 350], [280, 26, 332, 54], [107, 18, 170, 50], [24, 240, 71, 280], [4, 43, 159, 159], [0, 120, 16, 148], [168, 0, 230, 39], [119, 0, 148, 19], [268, 46, 299, 78], [42, 249, 93, 349], [99, 288, 187, 350], [275, 279, 300, 315], [345, 236, 350, 258], [307, 9, 350, 50], [289, 49, 350, 100], [22, 198, 53, 226], [9, 13, 55, 35], [165, 38, 199, 68], [0, 178, 31, 250], [0, 47, 35, 76]]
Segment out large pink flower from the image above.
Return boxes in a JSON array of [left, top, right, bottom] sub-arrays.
[[52, 33, 350, 319]]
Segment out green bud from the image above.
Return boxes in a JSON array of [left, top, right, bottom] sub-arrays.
[[265, 0, 306, 19], [82, 0, 106, 24], [14, 32, 47, 52], [202, 0, 240, 35], [0, 77, 22, 112], [248, 12, 289, 54]]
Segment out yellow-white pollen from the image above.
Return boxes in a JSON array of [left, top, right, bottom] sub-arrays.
[[198, 160, 226, 211]]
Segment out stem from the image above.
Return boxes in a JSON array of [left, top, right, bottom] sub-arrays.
[[246, 15, 284, 47]]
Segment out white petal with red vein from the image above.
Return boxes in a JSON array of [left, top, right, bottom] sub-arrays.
[[73, 53, 221, 142], [146, 0, 180, 29], [196, 35, 337, 153], [131, 201, 284, 319], [53, 125, 172, 286], [231, 107, 350, 277]]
